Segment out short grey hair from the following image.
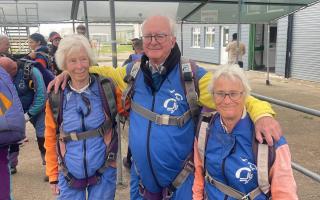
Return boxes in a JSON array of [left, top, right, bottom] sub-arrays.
[[208, 64, 251, 97], [55, 34, 95, 70], [141, 15, 176, 36]]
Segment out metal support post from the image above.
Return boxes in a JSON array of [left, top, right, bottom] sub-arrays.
[[109, 0, 118, 68], [116, 115, 123, 185], [83, 0, 90, 39], [266, 23, 270, 85]]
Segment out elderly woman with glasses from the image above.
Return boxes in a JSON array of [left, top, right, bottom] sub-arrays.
[[44, 34, 118, 200], [192, 65, 298, 200]]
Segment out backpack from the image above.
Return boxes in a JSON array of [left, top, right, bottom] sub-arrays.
[[196, 112, 276, 198], [18, 58, 54, 87], [48, 74, 119, 189], [0, 67, 26, 146]]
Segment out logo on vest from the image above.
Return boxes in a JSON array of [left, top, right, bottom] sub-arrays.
[[163, 90, 183, 114], [235, 157, 257, 184]]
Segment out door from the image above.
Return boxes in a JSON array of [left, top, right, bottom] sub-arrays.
[[220, 26, 229, 64]]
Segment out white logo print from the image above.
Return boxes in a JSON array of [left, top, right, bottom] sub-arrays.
[[235, 157, 257, 184], [163, 90, 184, 114]]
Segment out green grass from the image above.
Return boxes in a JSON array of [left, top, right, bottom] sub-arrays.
[[99, 44, 132, 54]]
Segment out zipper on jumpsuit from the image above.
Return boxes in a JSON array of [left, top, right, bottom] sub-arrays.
[[80, 112, 89, 180], [221, 139, 236, 200], [146, 92, 163, 189]]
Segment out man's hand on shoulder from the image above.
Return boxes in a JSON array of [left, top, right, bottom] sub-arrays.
[[47, 71, 69, 93], [254, 116, 282, 146]]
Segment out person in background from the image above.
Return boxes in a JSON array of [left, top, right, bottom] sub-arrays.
[[0, 57, 47, 180], [226, 33, 246, 68], [121, 37, 144, 169], [76, 24, 87, 36], [122, 38, 144, 67], [48, 31, 62, 75], [0, 35, 11, 57], [49, 15, 282, 200], [0, 64, 25, 200], [193, 64, 297, 200]]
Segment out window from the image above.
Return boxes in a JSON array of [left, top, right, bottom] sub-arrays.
[[191, 27, 201, 48], [205, 27, 215, 48]]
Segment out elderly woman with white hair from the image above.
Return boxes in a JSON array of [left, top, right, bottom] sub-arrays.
[[192, 65, 298, 200], [44, 34, 118, 200]]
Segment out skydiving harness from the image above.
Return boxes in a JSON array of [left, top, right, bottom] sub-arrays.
[[196, 112, 275, 200], [49, 74, 118, 189], [121, 57, 201, 199]]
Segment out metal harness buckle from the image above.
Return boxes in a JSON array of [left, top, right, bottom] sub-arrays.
[[70, 132, 78, 141], [107, 152, 116, 161], [155, 114, 170, 125], [241, 194, 250, 200]]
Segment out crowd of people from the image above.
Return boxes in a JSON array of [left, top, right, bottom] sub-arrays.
[[0, 16, 298, 200]]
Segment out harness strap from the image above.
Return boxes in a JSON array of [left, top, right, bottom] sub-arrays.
[[134, 153, 194, 199], [131, 101, 192, 127], [97, 129, 118, 174], [59, 120, 112, 142], [170, 154, 195, 189], [257, 143, 270, 194], [121, 61, 140, 109], [180, 57, 200, 124], [205, 171, 263, 200]]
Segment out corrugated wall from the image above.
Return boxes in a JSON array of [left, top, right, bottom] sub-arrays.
[[275, 17, 288, 76], [178, 23, 221, 64], [176, 23, 250, 67], [291, 2, 320, 82]]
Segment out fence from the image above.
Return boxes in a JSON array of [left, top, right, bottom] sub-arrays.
[[252, 92, 320, 183]]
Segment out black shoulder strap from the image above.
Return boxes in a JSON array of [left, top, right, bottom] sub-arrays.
[[48, 89, 63, 132], [180, 57, 201, 124], [96, 74, 117, 125]]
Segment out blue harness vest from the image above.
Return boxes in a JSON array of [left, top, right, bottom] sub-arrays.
[[129, 63, 195, 193], [205, 114, 269, 200]]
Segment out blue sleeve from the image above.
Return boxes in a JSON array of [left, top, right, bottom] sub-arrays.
[[27, 67, 47, 116], [195, 66, 207, 80]]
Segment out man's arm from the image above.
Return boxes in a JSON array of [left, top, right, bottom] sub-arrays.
[[27, 67, 47, 117], [198, 71, 281, 145], [89, 66, 127, 91], [48, 65, 128, 93]]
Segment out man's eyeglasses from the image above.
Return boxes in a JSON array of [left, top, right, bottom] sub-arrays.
[[213, 91, 244, 103], [142, 34, 169, 43]]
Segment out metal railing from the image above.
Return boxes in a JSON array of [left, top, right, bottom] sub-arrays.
[[252, 92, 320, 183]]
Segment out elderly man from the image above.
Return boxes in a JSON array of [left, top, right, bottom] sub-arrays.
[[50, 15, 281, 200]]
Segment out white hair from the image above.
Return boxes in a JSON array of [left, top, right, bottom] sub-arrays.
[[55, 34, 95, 70], [208, 64, 251, 97], [141, 15, 176, 36]]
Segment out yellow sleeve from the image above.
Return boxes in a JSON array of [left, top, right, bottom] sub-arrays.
[[198, 71, 276, 122], [89, 65, 127, 91]]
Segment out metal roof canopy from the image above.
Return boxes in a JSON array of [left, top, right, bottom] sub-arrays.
[[0, 0, 319, 25]]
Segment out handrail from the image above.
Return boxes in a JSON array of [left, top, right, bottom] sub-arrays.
[[252, 92, 320, 183], [251, 93, 320, 117]]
